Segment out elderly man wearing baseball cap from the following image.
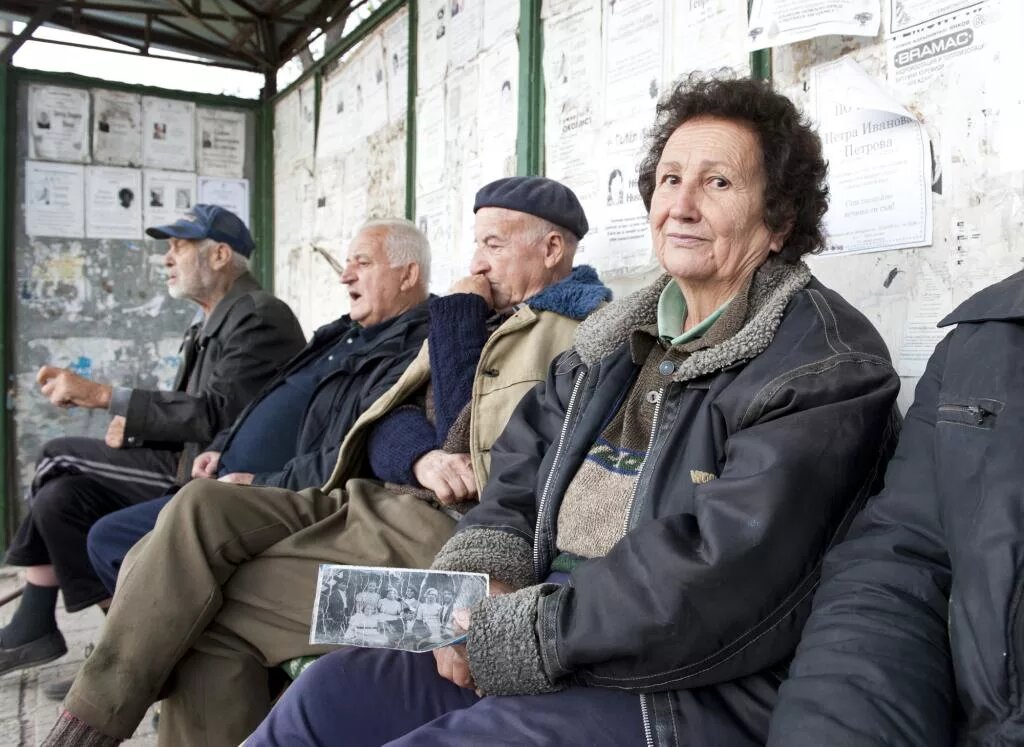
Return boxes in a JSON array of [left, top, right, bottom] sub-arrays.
[[0, 204, 304, 679], [42, 177, 611, 747]]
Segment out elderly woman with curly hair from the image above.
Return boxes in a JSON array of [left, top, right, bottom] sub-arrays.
[[245, 74, 901, 747]]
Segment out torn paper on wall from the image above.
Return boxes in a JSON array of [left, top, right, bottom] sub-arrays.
[[28, 84, 89, 163], [812, 56, 933, 254], [92, 89, 142, 167], [748, 0, 881, 51]]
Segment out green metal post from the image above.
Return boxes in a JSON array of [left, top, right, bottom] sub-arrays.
[[0, 62, 9, 549], [253, 88, 275, 290], [747, 1, 772, 81], [405, 0, 417, 220], [516, 0, 544, 176]]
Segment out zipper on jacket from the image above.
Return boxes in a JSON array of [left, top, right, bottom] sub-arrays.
[[938, 403, 996, 426], [639, 693, 655, 747], [533, 370, 586, 578], [621, 387, 665, 536]]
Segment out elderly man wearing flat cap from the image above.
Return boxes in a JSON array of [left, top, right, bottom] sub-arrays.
[[43, 177, 611, 747], [0, 204, 304, 678]]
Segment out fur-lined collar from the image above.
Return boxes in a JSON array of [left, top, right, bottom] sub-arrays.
[[574, 256, 812, 382], [525, 265, 612, 321]]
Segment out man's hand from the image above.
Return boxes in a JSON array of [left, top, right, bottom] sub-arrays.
[[37, 366, 113, 409], [218, 472, 254, 485], [412, 450, 477, 505], [192, 451, 222, 479], [450, 274, 493, 308], [105, 416, 126, 448]]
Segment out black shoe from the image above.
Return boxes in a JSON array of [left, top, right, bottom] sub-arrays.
[[0, 629, 67, 676]]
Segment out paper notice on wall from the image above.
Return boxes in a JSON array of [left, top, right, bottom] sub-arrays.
[[25, 161, 85, 238], [813, 57, 932, 254], [483, 0, 519, 47], [890, 0, 982, 33], [313, 156, 344, 245], [142, 97, 196, 171], [85, 166, 143, 239], [383, 10, 410, 124], [897, 261, 953, 377], [345, 34, 389, 141], [28, 84, 89, 163], [887, 0, 999, 96], [198, 176, 249, 227], [415, 85, 446, 194], [416, 188, 455, 293], [448, 0, 483, 68], [544, 5, 602, 232], [444, 62, 480, 177], [589, 116, 655, 274], [92, 89, 142, 167], [477, 37, 519, 179], [418, 1, 450, 91], [670, 0, 751, 78], [317, 71, 349, 161], [197, 109, 246, 177], [603, 0, 663, 118], [143, 170, 197, 228], [297, 79, 317, 165], [748, 0, 881, 51]]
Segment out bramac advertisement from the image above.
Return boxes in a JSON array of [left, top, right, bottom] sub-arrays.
[[812, 57, 932, 255]]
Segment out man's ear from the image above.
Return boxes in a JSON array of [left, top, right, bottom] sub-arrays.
[[209, 242, 234, 269], [399, 262, 421, 292], [542, 232, 566, 269]]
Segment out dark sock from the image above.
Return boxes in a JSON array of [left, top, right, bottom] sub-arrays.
[[1, 582, 59, 647]]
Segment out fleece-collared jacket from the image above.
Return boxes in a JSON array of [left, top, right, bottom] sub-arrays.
[[769, 269, 1024, 747], [121, 272, 305, 484], [320, 265, 611, 494], [207, 300, 431, 491], [432, 258, 901, 747]]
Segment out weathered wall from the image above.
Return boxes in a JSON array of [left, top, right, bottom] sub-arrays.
[[11, 79, 257, 518]]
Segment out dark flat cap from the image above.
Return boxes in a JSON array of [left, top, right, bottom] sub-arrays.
[[473, 176, 589, 239]]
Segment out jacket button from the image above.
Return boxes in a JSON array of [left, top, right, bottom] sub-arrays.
[[646, 390, 661, 404], [127, 436, 137, 445], [658, 360, 676, 376], [483, 368, 499, 377]]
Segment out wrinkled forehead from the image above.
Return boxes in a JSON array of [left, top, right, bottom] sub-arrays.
[[347, 227, 387, 261], [473, 206, 542, 243], [657, 115, 764, 175]]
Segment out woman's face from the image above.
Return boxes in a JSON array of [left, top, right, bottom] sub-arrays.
[[649, 116, 783, 293]]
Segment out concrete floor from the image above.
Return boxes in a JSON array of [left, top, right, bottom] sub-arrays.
[[0, 566, 158, 746]]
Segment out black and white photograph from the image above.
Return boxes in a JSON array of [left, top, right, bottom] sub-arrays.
[[309, 564, 488, 652]]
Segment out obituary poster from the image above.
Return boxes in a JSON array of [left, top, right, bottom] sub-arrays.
[[418, 0, 449, 90], [812, 57, 932, 254], [92, 89, 142, 167], [197, 108, 246, 178], [748, 0, 881, 51], [670, 0, 751, 78], [25, 161, 85, 238], [142, 96, 196, 172], [143, 169, 197, 228], [382, 10, 410, 124], [85, 166, 143, 239], [28, 84, 89, 163], [197, 176, 250, 227], [603, 0, 663, 117]]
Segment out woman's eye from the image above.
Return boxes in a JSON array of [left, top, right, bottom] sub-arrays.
[[709, 177, 730, 189], [661, 174, 679, 185]]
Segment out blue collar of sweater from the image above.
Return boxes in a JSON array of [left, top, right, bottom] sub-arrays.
[[524, 265, 611, 321]]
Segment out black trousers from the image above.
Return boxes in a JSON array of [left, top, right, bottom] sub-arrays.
[[5, 437, 179, 612]]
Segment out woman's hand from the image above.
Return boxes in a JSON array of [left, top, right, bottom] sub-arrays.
[[433, 579, 514, 692]]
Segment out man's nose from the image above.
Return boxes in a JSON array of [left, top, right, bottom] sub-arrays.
[[469, 252, 487, 275]]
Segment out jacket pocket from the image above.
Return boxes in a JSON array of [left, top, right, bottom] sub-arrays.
[[937, 398, 1003, 429], [1009, 572, 1024, 708]]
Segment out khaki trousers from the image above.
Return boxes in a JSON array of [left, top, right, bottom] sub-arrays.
[[63, 478, 457, 747]]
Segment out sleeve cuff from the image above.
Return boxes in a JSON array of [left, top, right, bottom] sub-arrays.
[[431, 527, 535, 589], [466, 584, 562, 696], [109, 386, 133, 416]]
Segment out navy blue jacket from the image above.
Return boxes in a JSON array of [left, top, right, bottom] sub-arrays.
[[770, 269, 1024, 747], [207, 301, 430, 490]]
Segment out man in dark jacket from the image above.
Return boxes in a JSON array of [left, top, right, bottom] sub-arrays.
[[86, 218, 432, 595], [0, 204, 305, 677], [768, 269, 1024, 747]]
